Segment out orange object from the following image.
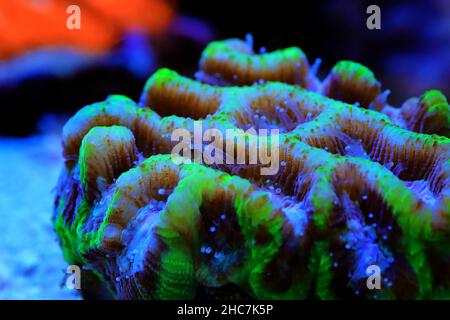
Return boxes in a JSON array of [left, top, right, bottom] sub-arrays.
[[0, 0, 175, 60]]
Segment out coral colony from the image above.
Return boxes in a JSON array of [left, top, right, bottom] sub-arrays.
[[54, 36, 450, 299]]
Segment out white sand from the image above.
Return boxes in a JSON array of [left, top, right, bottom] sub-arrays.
[[0, 133, 80, 299]]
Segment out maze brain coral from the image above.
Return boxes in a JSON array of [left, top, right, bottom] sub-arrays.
[[54, 37, 450, 300]]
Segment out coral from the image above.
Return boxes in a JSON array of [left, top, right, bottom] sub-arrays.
[[54, 37, 450, 299]]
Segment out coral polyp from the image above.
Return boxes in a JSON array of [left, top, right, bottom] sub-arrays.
[[54, 38, 450, 299]]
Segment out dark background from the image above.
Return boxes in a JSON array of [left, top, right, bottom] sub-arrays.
[[1, 0, 448, 136]]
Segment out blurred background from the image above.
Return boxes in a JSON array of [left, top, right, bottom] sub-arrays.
[[0, 0, 448, 299]]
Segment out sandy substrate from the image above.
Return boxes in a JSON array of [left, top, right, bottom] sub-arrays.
[[0, 133, 80, 299]]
